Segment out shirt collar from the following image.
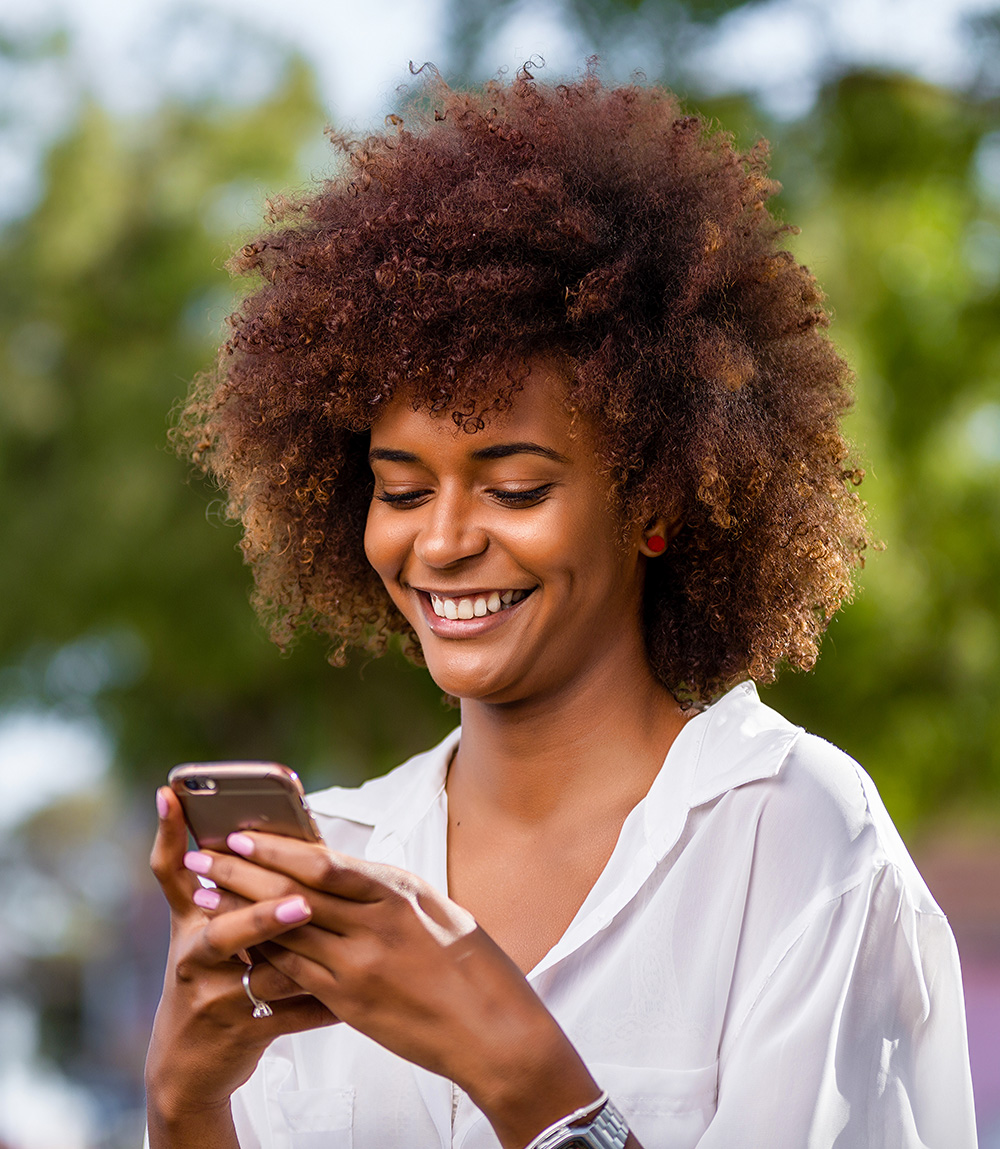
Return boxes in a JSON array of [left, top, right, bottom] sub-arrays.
[[307, 727, 458, 851], [642, 680, 802, 860], [307, 682, 800, 862]]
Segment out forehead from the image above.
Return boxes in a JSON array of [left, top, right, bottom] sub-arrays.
[[369, 360, 585, 454]]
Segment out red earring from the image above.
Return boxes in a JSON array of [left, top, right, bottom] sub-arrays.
[[646, 535, 666, 554]]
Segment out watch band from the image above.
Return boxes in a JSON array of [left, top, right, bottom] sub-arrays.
[[528, 1097, 630, 1149]]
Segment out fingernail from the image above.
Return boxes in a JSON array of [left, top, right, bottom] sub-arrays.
[[275, 896, 310, 924], [193, 887, 221, 910], [183, 851, 212, 875], [156, 788, 168, 819], [227, 832, 255, 857]]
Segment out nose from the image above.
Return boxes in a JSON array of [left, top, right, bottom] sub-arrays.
[[412, 485, 488, 568]]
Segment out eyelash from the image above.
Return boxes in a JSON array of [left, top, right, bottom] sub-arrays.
[[375, 484, 554, 507]]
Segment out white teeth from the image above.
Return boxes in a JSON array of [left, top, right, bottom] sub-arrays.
[[429, 589, 530, 620]]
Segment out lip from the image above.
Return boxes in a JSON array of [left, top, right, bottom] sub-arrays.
[[414, 587, 535, 638], [418, 588, 523, 599]]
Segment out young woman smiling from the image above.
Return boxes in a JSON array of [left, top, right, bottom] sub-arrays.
[[147, 69, 977, 1148]]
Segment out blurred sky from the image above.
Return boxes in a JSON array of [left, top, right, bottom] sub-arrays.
[[4, 0, 997, 125], [1, 0, 995, 229]]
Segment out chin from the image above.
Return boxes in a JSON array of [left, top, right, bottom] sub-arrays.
[[423, 658, 522, 705]]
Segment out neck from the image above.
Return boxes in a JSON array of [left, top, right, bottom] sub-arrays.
[[449, 637, 689, 825]]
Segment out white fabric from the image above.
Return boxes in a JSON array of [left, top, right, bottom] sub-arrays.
[[228, 682, 978, 1148]]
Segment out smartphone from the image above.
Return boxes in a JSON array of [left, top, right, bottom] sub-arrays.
[[168, 761, 322, 851]]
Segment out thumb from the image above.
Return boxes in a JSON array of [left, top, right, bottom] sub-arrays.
[[149, 785, 200, 916]]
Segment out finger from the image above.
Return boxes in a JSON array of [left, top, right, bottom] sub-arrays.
[[193, 895, 315, 966], [187, 849, 373, 935], [220, 962, 339, 1039], [243, 953, 324, 1004], [191, 885, 249, 916], [150, 786, 200, 916], [254, 993, 340, 1035], [186, 848, 303, 904], [226, 833, 388, 902], [193, 885, 366, 969], [256, 939, 340, 1003], [251, 920, 376, 992], [190, 908, 314, 1004]]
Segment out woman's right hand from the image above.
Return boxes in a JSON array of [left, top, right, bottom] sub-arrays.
[[145, 787, 337, 1147]]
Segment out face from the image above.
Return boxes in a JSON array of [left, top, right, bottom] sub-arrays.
[[364, 361, 654, 706]]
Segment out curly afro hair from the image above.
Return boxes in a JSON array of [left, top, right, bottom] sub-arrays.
[[178, 64, 869, 703]]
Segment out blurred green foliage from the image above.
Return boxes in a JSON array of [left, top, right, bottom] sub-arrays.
[[0, 22, 998, 833], [750, 72, 1000, 831], [0, 50, 453, 793]]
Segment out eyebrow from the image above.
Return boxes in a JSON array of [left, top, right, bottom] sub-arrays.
[[368, 442, 571, 465]]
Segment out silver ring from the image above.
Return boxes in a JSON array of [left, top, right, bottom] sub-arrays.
[[242, 964, 273, 1019]]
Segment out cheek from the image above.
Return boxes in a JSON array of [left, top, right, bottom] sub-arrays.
[[363, 507, 406, 585], [541, 497, 624, 578]]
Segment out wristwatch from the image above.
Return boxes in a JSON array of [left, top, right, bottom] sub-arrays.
[[527, 1095, 630, 1149]]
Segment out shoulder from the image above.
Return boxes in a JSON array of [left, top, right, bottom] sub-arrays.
[[759, 730, 940, 914], [722, 729, 947, 941], [685, 692, 956, 1048], [685, 685, 941, 920]]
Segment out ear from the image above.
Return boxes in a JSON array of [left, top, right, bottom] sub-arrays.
[[638, 514, 682, 558]]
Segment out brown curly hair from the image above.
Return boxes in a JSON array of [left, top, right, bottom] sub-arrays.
[[178, 64, 869, 703]]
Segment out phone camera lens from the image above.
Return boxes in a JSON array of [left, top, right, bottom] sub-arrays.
[[184, 777, 218, 793]]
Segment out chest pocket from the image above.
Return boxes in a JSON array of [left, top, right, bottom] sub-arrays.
[[274, 1086, 354, 1149], [589, 1061, 718, 1148]]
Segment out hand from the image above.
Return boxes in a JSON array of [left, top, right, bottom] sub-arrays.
[[188, 831, 602, 1148], [146, 788, 337, 1138]]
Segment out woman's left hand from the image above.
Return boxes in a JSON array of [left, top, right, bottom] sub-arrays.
[[184, 833, 601, 1149]]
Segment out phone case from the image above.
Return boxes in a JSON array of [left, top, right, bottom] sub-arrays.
[[168, 761, 322, 851]]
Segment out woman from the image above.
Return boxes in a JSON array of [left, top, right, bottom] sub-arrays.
[[146, 69, 977, 1147]]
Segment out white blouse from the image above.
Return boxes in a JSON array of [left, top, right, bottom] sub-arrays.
[[228, 682, 977, 1148]]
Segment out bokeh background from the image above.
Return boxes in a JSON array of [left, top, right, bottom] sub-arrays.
[[1, 0, 999, 1144]]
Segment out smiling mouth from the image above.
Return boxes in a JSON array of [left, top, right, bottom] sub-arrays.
[[426, 589, 532, 620]]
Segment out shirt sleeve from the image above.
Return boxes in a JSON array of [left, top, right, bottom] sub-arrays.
[[698, 863, 977, 1149], [230, 1076, 268, 1149]]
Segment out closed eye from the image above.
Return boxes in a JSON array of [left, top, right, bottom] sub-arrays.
[[374, 484, 555, 508], [374, 489, 432, 506], [489, 484, 555, 506]]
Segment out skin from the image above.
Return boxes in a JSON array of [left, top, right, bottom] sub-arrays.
[[147, 359, 689, 1148], [146, 788, 335, 1148]]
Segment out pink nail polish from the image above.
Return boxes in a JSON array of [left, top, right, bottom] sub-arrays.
[[183, 851, 212, 875], [227, 832, 255, 857], [156, 789, 168, 819], [193, 887, 221, 910], [275, 897, 310, 924]]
